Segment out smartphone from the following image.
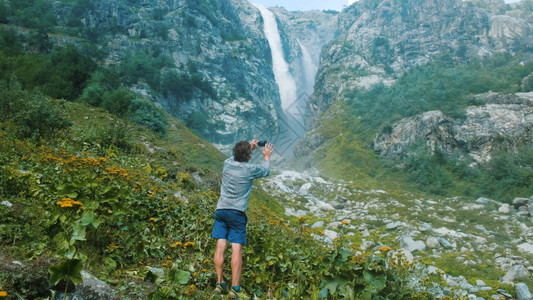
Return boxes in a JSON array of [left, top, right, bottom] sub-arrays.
[[258, 140, 267, 147]]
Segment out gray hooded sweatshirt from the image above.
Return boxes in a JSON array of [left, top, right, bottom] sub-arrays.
[[216, 156, 271, 212]]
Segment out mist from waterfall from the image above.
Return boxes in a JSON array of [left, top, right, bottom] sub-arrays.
[[253, 4, 298, 112]]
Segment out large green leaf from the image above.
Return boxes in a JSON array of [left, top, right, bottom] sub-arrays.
[[49, 259, 83, 286], [58, 184, 79, 198], [174, 269, 190, 285], [80, 211, 100, 228], [363, 271, 386, 292], [71, 221, 86, 241], [321, 277, 349, 295]]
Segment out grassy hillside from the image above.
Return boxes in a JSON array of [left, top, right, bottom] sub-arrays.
[[0, 86, 441, 299]]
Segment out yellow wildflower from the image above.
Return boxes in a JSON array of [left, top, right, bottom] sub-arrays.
[[193, 272, 198, 277], [149, 217, 156, 222], [341, 220, 350, 225], [201, 269, 207, 272], [162, 260, 173, 267], [203, 259, 210, 264], [184, 242, 195, 247], [379, 246, 391, 252], [56, 197, 83, 208], [0, 291, 6, 297]]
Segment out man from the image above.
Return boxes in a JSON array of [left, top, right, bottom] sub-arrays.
[[212, 139, 274, 299]]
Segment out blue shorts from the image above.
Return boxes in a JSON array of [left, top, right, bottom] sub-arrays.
[[212, 209, 248, 245]]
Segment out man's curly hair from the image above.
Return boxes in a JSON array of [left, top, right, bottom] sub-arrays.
[[233, 141, 252, 162]]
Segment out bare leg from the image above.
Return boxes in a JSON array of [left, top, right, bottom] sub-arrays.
[[231, 243, 243, 287], [214, 239, 227, 283]]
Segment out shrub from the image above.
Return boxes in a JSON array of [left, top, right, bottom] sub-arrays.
[[78, 71, 120, 107], [0, 80, 71, 139], [477, 145, 533, 202], [117, 51, 171, 90], [47, 44, 96, 100], [10, 0, 56, 31], [128, 98, 167, 135], [101, 87, 134, 116]]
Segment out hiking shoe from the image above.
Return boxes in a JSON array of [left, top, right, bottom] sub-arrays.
[[228, 288, 249, 299], [214, 283, 229, 295]]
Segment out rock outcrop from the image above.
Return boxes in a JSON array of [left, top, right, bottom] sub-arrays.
[[373, 92, 533, 162]]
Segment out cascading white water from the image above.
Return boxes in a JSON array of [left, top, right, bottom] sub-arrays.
[[298, 40, 318, 95], [253, 4, 298, 112]]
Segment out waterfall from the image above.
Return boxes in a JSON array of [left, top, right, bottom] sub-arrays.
[[253, 4, 313, 160], [253, 4, 298, 112], [298, 40, 318, 95]]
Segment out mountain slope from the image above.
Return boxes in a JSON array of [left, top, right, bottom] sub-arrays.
[[296, 0, 533, 200]]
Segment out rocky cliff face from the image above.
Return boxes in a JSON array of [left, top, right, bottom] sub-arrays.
[[373, 92, 533, 163], [50, 0, 337, 149], [297, 0, 533, 163], [53, 0, 282, 145], [308, 0, 533, 114]]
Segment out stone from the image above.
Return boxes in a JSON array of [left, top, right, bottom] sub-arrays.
[[479, 286, 493, 292], [497, 289, 513, 298], [518, 243, 533, 256], [11, 261, 24, 267], [420, 222, 433, 232], [501, 265, 530, 283], [324, 229, 338, 241], [361, 240, 375, 250], [477, 280, 488, 287], [1, 200, 12, 207], [426, 237, 440, 249], [79, 271, 114, 298], [285, 207, 307, 217], [311, 221, 324, 228], [298, 183, 313, 196], [499, 204, 510, 214], [518, 206, 531, 216], [516, 282, 532, 300], [476, 197, 490, 203], [513, 198, 531, 209], [400, 236, 426, 252], [438, 237, 454, 249], [56, 271, 115, 300], [386, 221, 403, 230]]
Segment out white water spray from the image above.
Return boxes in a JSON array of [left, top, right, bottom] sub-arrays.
[[253, 4, 298, 112]]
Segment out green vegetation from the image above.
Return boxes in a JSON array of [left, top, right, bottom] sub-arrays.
[[1, 0, 218, 137], [0, 80, 71, 140], [0, 86, 439, 299], [316, 53, 533, 201], [345, 53, 533, 133]]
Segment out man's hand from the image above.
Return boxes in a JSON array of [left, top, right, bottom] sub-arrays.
[[250, 139, 260, 150], [262, 143, 274, 161]]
